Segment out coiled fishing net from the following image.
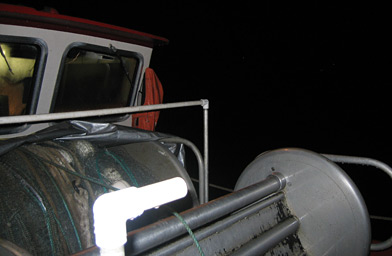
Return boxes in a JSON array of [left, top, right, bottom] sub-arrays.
[[0, 139, 192, 255]]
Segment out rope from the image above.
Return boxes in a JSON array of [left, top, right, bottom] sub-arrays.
[[30, 151, 83, 251], [104, 150, 139, 187], [95, 154, 108, 193], [7, 149, 84, 253], [17, 147, 120, 253], [0, 161, 39, 254], [18, 175, 56, 255], [2, 158, 58, 255], [172, 212, 205, 256], [22, 148, 119, 191]]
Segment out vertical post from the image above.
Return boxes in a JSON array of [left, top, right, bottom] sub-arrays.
[[201, 99, 209, 203]]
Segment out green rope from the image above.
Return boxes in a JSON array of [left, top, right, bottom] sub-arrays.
[[51, 212, 74, 253], [95, 154, 108, 193], [172, 212, 205, 256], [32, 154, 83, 251], [20, 148, 91, 251], [19, 177, 56, 255], [14, 212, 35, 254], [3, 160, 56, 255], [105, 150, 139, 187], [18, 148, 119, 252], [22, 149, 119, 191]]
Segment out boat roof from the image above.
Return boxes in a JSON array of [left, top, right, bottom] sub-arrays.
[[0, 3, 169, 48]]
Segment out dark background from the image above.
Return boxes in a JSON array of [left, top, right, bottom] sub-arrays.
[[4, 0, 392, 240]]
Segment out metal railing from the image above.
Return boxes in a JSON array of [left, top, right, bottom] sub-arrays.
[[323, 153, 392, 251]]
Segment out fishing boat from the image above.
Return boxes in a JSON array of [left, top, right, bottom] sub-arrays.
[[1, 4, 391, 255]]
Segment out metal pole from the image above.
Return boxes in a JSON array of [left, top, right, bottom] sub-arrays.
[[125, 174, 286, 255], [201, 99, 209, 203], [150, 193, 285, 256], [231, 217, 300, 256], [322, 154, 392, 180], [0, 100, 205, 124], [159, 137, 205, 205]]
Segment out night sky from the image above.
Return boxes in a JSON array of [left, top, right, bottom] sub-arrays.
[[6, 0, 392, 178], [3, 0, 392, 240]]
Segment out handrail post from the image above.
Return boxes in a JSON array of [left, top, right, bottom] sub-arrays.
[[201, 99, 209, 203]]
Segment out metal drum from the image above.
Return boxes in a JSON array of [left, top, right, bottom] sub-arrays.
[[235, 148, 371, 255]]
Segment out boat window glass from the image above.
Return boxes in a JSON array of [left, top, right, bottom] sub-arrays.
[[0, 42, 40, 117], [53, 44, 142, 113]]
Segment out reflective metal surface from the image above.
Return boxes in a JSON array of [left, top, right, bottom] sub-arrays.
[[235, 148, 371, 256]]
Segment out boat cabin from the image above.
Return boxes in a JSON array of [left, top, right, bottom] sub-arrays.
[[0, 3, 167, 137]]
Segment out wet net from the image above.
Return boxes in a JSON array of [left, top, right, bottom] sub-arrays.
[[0, 139, 193, 255]]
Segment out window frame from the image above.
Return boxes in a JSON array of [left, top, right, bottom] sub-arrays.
[[51, 42, 144, 122], [0, 35, 47, 134]]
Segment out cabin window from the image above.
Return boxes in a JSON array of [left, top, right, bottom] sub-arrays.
[[52, 44, 142, 113], [0, 41, 40, 117]]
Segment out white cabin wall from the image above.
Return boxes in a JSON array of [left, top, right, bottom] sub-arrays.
[[0, 24, 153, 138]]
